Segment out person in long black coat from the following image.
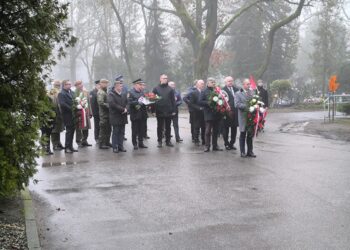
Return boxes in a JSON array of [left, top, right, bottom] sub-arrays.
[[128, 79, 148, 150], [58, 80, 77, 153], [108, 81, 128, 153], [152, 74, 176, 147], [188, 79, 206, 146], [199, 78, 223, 152], [89, 80, 100, 143], [257, 80, 269, 108], [222, 76, 239, 150]]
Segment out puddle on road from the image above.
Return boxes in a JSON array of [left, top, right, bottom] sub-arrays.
[[42, 160, 89, 167]]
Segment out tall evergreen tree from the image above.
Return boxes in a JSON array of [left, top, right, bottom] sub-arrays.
[[144, 0, 170, 86], [310, 0, 348, 96]]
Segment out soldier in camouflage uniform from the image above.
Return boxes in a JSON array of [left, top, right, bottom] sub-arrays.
[[49, 80, 64, 150], [97, 79, 111, 149]]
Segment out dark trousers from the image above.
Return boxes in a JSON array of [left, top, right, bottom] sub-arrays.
[[157, 116, 172, 143], [76, 129, 89, 144], [205, 120, 220, 148], [194, 121, 205, 143], [99, 119, 111, 146], [93, 116, 100, 142], [64, 124, 75, 149], [172, 113, 180, 140], [239, 131, 253, 154], [223, 125, 237, 147], [41, 127, 52, 152], [144, 117, 148, 137], [189, 111, 194, 140], [112, 125, 125, 150], [131, 119, 145, 146], [51, 132, 62, 147]]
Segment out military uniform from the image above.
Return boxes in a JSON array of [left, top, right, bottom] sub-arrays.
[[97, 88, 111, 148]]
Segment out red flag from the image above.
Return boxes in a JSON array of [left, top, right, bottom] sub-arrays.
[[249, 75, 257, 90]]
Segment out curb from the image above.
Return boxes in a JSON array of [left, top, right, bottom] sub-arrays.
[[21, 188, 42, 250]]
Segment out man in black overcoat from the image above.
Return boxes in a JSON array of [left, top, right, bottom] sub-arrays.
[[222, 76, 239, 150], [188, 79, 206, 146], [58, 80, 78, 153], [152, 74, 176, 147], [89, 80, 100, 143], [199, 78, 223, 152], [108, 80, 128, 153]]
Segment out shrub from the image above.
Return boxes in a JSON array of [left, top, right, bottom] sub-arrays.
[[0, 1, 75, 197], [337, 103, 350, 115]]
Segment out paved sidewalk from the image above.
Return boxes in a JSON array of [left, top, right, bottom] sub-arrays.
[[30, 112, 350, 250]]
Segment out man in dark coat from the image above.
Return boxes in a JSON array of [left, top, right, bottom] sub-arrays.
[[152, 74, 176, 147], [222, 76, 239, 150], [188, 79, 206, 146], [89, 80, 100, 143], [108, 80, 128, 153], [168, 81, 183, 142], [257, 80, 269, 108], [199, 77, 223, 152], [183, 81, 197, 142], [58, 80, 78, 153], [128, 79, 148, 150], [97, 79, 112, 149], [49, 80, 64, 150], [235, 78, 256, 158]]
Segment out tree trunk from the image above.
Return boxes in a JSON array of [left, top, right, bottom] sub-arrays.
[[255, 0, 305, 80], [70, 46, 77, 82], [110, 0, 134, 81]]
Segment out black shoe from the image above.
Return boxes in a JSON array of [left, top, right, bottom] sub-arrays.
[[133, 145, 139, 150], [81, 142, 92, 147], [119, 148, 127, 152], [204, 147, 210, 152], [65, 148, 73, 154], [166, 142, 174, 147], [108, 142, 113, 147], [99, 145, 110, 149], [139, 144, 148, 149], [247, 152, 257, 158], [231, 145, 237, 150], [71, 147, 78, 152], [45, 150, 54, 155], [113, 148, 119, 153], [213, 147, 223, 151], [157, 142, 163, 148], [176, 138, 183, 143], [53, 145, 64, 151], [225, 145, 232, 150], [240, 153, 247, 158]]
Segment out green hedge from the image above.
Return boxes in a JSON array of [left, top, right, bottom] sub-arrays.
[[337, 103, 350, 115]]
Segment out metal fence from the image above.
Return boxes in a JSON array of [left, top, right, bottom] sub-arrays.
[[323, 94, 350, 121]]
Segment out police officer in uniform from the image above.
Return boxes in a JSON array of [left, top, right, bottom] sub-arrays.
[[128, 78, 148, 150]]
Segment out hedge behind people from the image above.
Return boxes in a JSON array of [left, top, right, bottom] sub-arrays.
[[0, 1, 75, 197]]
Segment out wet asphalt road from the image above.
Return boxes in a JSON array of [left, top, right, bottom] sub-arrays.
[[30, 111, 350, 250]]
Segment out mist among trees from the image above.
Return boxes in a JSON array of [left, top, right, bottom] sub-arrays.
[[53, 0, 350, 95]]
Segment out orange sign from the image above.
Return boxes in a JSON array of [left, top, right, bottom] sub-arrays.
[[328, 75, 340, 92]]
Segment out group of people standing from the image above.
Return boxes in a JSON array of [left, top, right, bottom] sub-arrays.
[[41, 73, 268, 158]]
